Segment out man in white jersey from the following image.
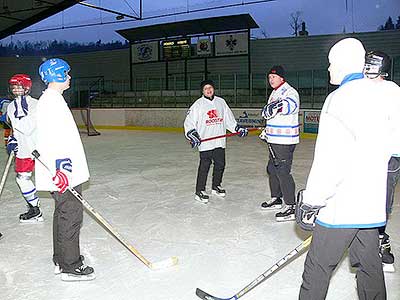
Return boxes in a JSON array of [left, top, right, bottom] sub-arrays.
[[6, 74, 43, 223], [297, 38, 400, 299], [259, 66, 300, 222], [364, 50, 399, 273], [184, 80, 248, 204], [36, 58, 95, 281]]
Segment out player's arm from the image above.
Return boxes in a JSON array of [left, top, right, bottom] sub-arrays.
[[279, 89, 299, 116], [184, 102, 201, 147]]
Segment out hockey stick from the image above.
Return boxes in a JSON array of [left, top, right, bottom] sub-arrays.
[[32, 150, 178, 271], [0, 152, 14, 197], [196, 235, 312, 300], [201, 128, 262, 143], [266, 142, 279, 167]]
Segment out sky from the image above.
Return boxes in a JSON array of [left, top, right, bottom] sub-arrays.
[[1, 0, 399, 44]]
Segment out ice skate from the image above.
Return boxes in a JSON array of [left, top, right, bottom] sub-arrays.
[[61, 264, 95, 282], [379, 233, 395, 273], [211, 186, 226, 197], [194, 191, 209, 204], [275, 205, 295, 222], [261, 197, 283, 210], [19, 204, 44, 223]]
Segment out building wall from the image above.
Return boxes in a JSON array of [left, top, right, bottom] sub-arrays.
[[1, 30, 400, 98], [250, 30, 400, 73]]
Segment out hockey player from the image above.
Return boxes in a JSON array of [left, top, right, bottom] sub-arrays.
[[364, 50, 398, 273], [297, 38, 400, 299], [6, 74, 43, 223], [259, 65, 300, 222], [36, 58, 95, 281], [0, 97, 11, 146], [184, 79, 248, 204]]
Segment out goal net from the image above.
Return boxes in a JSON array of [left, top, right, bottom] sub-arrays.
[[71, 107, 101, 136]]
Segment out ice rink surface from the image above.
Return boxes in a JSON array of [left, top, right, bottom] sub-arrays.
[[0, 130, 399, 300]]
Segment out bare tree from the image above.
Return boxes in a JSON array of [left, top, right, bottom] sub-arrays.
[[290, 11, 302, 36], [260, 27, 268, 38]]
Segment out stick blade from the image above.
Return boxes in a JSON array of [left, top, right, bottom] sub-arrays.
[[149, 256, 178, 270], [196, 288, 232, 300]]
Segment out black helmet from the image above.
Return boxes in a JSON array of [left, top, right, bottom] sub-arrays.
[[364, 51, 391, 78]]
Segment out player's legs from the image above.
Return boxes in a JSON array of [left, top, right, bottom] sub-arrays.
[[271, 144, 296, 206], [196, 150, 213, 193], [299, 224, 357, 300], [15, 158, 43, 223], [211, 147, 225, 189], [51, 185, 83, 272], [267, 154, 282, 199], [348, 228, 386, 300]]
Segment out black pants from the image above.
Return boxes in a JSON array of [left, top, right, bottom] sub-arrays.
[[379, 156, 400, 235], [51, 185, 83, 272], [267, 143, 296, 205], [299, 224, 386, 300], [196, 148, 225, 193]]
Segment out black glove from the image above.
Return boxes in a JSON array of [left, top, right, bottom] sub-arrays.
[[235, 125, 248, 137], [295, 189, 324, 231], [186, 129, 201, 148]]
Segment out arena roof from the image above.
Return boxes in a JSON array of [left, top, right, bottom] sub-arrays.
[[0, 0, 79, 40], [117, 14, 259, 42]]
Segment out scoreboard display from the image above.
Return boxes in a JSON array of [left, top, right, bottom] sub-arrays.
[[162, 39, 191, 60]]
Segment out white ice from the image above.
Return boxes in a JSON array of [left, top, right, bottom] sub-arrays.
[[0, 130, 399, 300]]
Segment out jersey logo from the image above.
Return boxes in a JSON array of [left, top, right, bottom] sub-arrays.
[[55, 158, 72, 173], [206, 109, 223, 125], [207, 109, 218, 118]]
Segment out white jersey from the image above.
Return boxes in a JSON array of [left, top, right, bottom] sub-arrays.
[[302, 77, 400, 228], [264, 82, 300, 144], [184, 95, 237, 152], [7, 95, 38, 159], [35, 88, 90, 191]]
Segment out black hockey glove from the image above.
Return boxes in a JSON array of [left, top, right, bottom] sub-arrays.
[[295, 189, 324, 231], [186, 129, 201, 148], [235, 125, 248, 137]]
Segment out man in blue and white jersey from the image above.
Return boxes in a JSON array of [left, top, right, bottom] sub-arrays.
[[259, 65, 300, 222]]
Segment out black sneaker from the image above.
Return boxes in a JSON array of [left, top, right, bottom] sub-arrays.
[[212, 186, 226, 197], [194, 191, 209, 204], [275, 205, 295, 222], [19, 204, 44, 223], [261, 197, 283, 210], [61, 264, 95, 281], [379, 233, 395, 273]]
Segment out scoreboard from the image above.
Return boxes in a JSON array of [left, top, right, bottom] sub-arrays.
[[162, 39, 191, 60]]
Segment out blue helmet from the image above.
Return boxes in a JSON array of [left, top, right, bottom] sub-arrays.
[[39, 58, 70, 84]]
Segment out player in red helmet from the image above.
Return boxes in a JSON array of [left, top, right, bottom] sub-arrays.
[[6, 74, 44, 223]]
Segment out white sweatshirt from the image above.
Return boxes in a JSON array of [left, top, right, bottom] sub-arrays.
[[184, 95, 238, 152], [35, 88, 90, 191], [302, 78, 400, 228], [264, 82, 300, 144], [7, 95, 38, 159]]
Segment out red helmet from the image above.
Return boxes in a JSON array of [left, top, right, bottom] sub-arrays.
[[9, 74, 32, 95]]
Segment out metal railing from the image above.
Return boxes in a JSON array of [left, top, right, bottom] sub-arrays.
[[67, 57, 400, 109]]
